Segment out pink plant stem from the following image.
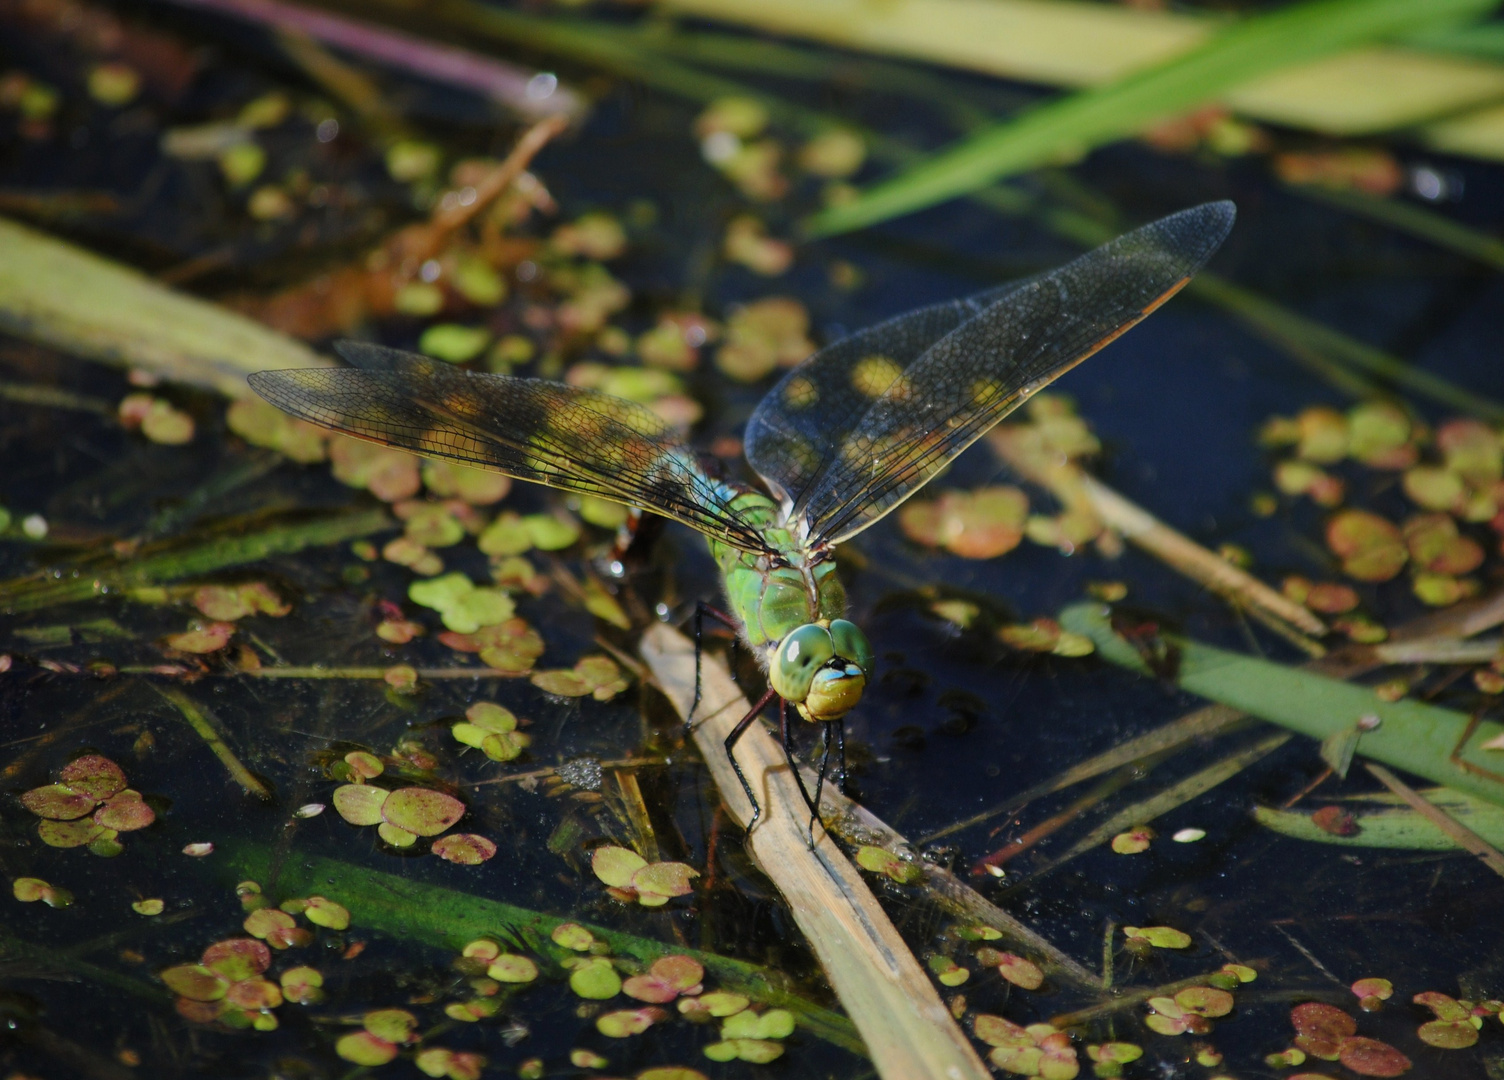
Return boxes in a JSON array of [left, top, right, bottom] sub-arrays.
[[157, 0, 583, 120]]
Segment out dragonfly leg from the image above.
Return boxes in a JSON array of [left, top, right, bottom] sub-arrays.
[[688, 601, 739, 731], [725, 686, 776, 831], [836, 718, 848, 795], [780, 703, 826, 848], [806, 722, 838, 849]]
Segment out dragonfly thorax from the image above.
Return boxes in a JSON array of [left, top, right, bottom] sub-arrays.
[[768, 619, 875, 723]]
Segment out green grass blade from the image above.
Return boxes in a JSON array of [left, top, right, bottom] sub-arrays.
[[1060, 602, 1504, 810], [804, 0, 1499, 237], [1254, 788, 1504, 848]]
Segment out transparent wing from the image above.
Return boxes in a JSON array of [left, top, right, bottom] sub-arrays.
[[248, 343, 770, 553], [752, 201, 1235, 547]]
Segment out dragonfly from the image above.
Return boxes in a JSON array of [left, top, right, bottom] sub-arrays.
[[249, 200, 1235, 839]]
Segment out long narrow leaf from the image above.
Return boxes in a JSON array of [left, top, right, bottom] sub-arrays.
[[804, 0, 1498, 237]]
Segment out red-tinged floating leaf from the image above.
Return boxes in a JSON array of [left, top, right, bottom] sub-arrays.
[[1352, 978, 1393, 1002], [1413, 991, 1468, 1021], [1418, 1019, 1478, 1049], [996, 953, 1044, 990], [681, 991, 749, 1020], [1339, 1036, 1411, 1076], [302, 896, 349, 930], [225, 976, 282, 1010], [332, 784, 389, 826], [381, 787, 465, 836], [551, 923, 594, 951], [1123, 926, 1191, 949], [1312, 805, 1360, 836], [1111, 827, 1153, 854], [1305, 583, 1359, 614], [37, 818, 106, 848], [244, 908, 295, 940], [336, 1031, 399, 1066], [633, 861, 698, 899], [974, 1013, 1031, 1048], [1087, 1042, 1143, 1064], [1326, 510, 1407, 582], [182, 841, 214, 857], [597, 1006, 669, 1037], [432, 833, 497, 864], [567, 957, 622, 999], [1292, 1001, 1356, 1059], [161, 964, 227, 1002], [462, 938, 500, 962], [486, 954, 539, 984], [1175, 986, 1234, 1017], [267, 924, 314, 949], [133, 898, 164, 916], [652, 955, 703, 991], [1403, 513, 1485, 575], [164, 620, 236, 653], [279, 965, 323, 1004], [21, 783, 97, 820], [201, 938, 271, 981], [377, 822, 417, 847], [624, 974, 680, 1003], [344, 750, 384, 779], [95, 790, 154, 831], [1438, 418, 1502, 485], [59, 755, 127, 800], [174, 997, 224, 1024], [592, 845, 648, 888], [637, 1069, 709, 1080], [363, 1008, 418, 1044], [855, 843, 924, 882]]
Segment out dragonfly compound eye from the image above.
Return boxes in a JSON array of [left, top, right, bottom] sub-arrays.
[[768, 623, 835, 703], [828, 619, 874, 679]]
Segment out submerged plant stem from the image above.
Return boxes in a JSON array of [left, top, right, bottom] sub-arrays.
[[153, 685, 272, 800]]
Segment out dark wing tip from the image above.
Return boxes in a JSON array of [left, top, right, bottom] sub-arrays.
[[1155, 200, 1236, 269]]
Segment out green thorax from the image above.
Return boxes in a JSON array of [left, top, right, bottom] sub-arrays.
[[705, 487, 846, 650]]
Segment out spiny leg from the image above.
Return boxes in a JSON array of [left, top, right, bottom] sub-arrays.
[[807, 721, 840, 848], [780, 703, 826, 848], [688, 601, 739, 731], [725, 687, 777, 831]]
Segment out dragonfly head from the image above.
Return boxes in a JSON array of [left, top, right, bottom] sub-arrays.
[[768, 619, 875, 723]]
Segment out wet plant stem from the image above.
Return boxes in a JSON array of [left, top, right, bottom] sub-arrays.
[[152, 684, 272, 799], [1365, 761, 1504, 878]]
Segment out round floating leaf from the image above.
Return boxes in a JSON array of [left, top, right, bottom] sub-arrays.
[[996, 953, 1044, 990], [95, 790, 154, 831], [1412, 990, 1466, 1020], [462, 939, 501, 962], [1123, 926, 1191, 949], [1403, 465, 1466, 512], [568, 957, 621, 1000], [1292, 1001, 1357, 1059], [202, 938, 270, 981], [22, 783, 97, 821], [1221, 964, 1258, 984], [336, 1031, 399, 1066], [633, 861, 698, 901], [597, 1007, 668, 1037], [244, 908, 295, 940], [1175, 986, 1234, 1017], [182, 842, 214, 857], [1088, 1042, 1143, 1065], [59, 755, 127, 800], [1111, 828, 1153, 854], [1438, 418, 1502, 485], [37, 818, 106, 848], [1403, 514, 1484, 575], [303, 896, 349, 930], [133, 898, 164, 916], [486, 954, 538, 984], [928, 956, 968, 987], [225, 976, 282, 1010], [165, 620, 236, 653], [88, 833, 123, 858], [161, 964, 227, 1002], [479, 729, 529, 761], [651, 955, 703, 992], [377, 822, 417, 847], [1327, 510, 1407, 582], [12, 878, 48, 902], [681, 991, 748, 1019], [592, 845, 647, 888], [854, 844, 923, 883], [332, 784, 389, 826], [569, 1049, 609, 1070], [280, 966, 323, 1004], [344, 751, 384, 779], [1339, 1036, 1411, 1076], [1418, 1019, 1478, 1049], [432, 833, 497, 865], [637, 1069, 708, 1080], [364, 1008, 418, 1044], [551, 922, 594, 951], [381, 788, 465, 837], [706, 1039, 784, 1064]]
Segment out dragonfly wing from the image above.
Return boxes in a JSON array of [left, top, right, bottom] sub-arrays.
[[743, 279, 1029, 509], [248, 344, 769, 553], [796, 201, 1236, 546]]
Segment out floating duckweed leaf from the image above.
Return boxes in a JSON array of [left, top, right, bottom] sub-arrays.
[[996, 953, 1044, 991], [193, 582, 290, 621], [1305, 583, 1360, 614], [477, 512, 531, 556], [336, 1030, 399, 1066], [59, 755, 128, 800], [1111, 827, 1154, 854], [398, 502, 467, 549], [383, 664, 420, 692], [1144, 997, 1198, 1037], [592, 846, 647, 888], [722, 1008, 795, 1041], [452, 703, 531, 762], [409, 573, 515, 634], [302, 897, 349, 929], [415, 1047, 488, 1080], [1273, 460, 1344, 506], [377, 822, 417, 847], [330, 437, 421, 501], [680, 991, 749, 1020], [1176, 986, 1234, 1017], [344, 751, 384, 780], [13, 878, 55, 904], [854, 844, 923, 883], [1292, 1002, 1357, 1059], [958, 925, 1004, 942], [244, 908, 295, 941], [637, 1070, 708, 1080], [531, 655, 631, 701], [332, 784, 389, 826], [973, 1015, 1077, 1077], [1438, 419, 1502, 485], [133, 898, 164, 916], [381, 788, 464, 837], [203, 938, 271, 981], [1124, 926, 1191, 949], [1402, 466, 1466, 512], [363, 1008, 418, 1045], [421, 459, 511, 506], [88, 833, 124, 859], [1296, 407, 1349, 463], [1339, 1036, 1411, 1076], [38, 818, 106, 848], [1172, 828, 1205, 844], [280, 966, 323, 1004], [570, 1049, 609, 1070], [161, 964, 228, 1002], [1347, 403, 1413, 468], [227, 397, 328, 463], [597, 1007, 669, 1037], [704, 1039, 784, 1064], [799, 127, 865, 177], [446, 998, 500, 1022], [432, 834, 497, 864], [903, 486, 1029, 559], [1353, 978, 1393, 1006], [182, 841, 214, 857], [1221, 964, 1257, 984], [632, 861, 698, 906], [444, 618, 545, 674], [624, 956, 704, 1002], [119, 393, 195, 445], [376, 618, 423, 644], [95, 789, 154, 831], [522, 512, 581, 551], [22, 783, 97, 821], [1413, 992, 1479, 1048], [420, 323, 492, 364], [927, 955, 969, 987], [716, 297, 813, 382], [542, 924, 591, 953], [462, 939, 501, 962], [1412, 572, 1477, 607], [1087, 1041, 1143, 1067], [567, 956, 622, 999], [485, 954, 538, 983], [225, 976, 282, 1010], [1403, 513, 1484, 575], [1326, 511, 1407, 582]]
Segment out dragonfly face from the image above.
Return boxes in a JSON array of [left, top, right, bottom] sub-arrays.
[[768, 619, 875, 722], [247, 200, 1237, 840]]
